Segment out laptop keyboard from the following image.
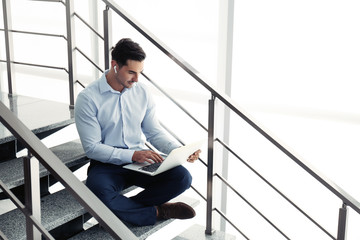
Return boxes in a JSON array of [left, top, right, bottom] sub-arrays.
[[140, 162, 162, 173]]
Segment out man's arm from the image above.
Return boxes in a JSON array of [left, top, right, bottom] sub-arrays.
[[141, 93, 181, 155]]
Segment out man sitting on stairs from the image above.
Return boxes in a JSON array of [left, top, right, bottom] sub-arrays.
[[74, 38, 201, 226]]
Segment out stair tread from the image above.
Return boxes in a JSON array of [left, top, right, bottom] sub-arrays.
[[173, 224, 236, 240], [0, 93, 74, 145], [0, 139, 87, 192], [0, 187, 85, 240], [69, 196, 200, 240], [0, 183, 138, 240]]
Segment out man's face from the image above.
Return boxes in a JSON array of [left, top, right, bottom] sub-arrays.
[[115, 59, 144, 91]]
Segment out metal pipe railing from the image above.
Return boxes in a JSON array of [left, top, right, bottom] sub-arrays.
[[337, 203, 348, 240], [0, 60, 69, 73], [142, 72, 208, 132], [0, 29, 67, 40], [101, 1, 360, 239], [2, 0, 13, 95], [0, 179, 54, 240], [68, 1, 360, 237], [75, 47, 103, 73], [214, 207, 249, 240], [206, 96, 215, 235], [74, 12, 104, 40], [215, 137, 336, 239], [103, 6, 111, 70], [214, 173, 291, 239], [65, 0, 76, 109], [0, 100, 137, 240], [144, 71, 335, 238], [24, 152, 42, 239]]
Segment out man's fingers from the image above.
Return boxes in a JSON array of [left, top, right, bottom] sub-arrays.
[[133, 150, 164, 163], [145, 151, 163, 163], [187, 149, 201, 163]]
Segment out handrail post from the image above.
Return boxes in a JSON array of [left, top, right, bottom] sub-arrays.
[[23, 152, 41, 240], [65, 0, 76, 109], [337, 203, 348, 240], [205, 95, 216, 235], [2, 0, 14, 95], [103, 5, 112, 70]]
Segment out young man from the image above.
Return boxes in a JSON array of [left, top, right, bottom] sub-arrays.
[[74, 38, 200, 226]]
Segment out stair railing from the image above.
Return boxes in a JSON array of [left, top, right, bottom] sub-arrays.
[[1, 0, 360, 239], [0, 101, 137, 239], [101, 1, 360, 239]]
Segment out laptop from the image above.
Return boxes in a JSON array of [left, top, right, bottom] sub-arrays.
[[123, 139, 205, 176]]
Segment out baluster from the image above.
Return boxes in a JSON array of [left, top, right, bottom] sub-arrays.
[[2, 0, 14, 95], [103, 5, 112, 70], [337, 202, 348, 240], [65, 0, 76, 109], [206, 95, 216, 235], [24, 151, 41, 239]]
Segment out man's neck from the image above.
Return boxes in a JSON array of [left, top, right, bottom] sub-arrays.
[[106, 71, 124, 92]]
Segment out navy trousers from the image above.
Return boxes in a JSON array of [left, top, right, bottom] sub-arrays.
[[86, 161, 192, 226]]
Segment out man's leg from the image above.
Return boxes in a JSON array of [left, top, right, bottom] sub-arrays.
[[129, 165, 192, 206], [86, 163, 158, 226]]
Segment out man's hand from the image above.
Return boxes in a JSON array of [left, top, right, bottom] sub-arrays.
[[132, 150, 164, 164], [187, 149, 201, 163]]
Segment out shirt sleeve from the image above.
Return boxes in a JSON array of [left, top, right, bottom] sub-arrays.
[[74, 92, 134, 165], [141, 91, 181, 154]]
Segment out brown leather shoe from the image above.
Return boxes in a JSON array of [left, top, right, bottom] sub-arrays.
[[157, 202, 196, 220]]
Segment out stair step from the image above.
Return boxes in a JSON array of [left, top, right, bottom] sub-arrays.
[[173, 224, 236, 240], [0, 139, 87, 193], [0, 183, 137, 240], [0, 183, 86, 240], [69, 196, 200, 240], [0, 93, 74, 162]]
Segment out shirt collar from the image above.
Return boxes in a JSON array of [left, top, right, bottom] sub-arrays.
[[99, 70, 113, 94], [99, 69, 136, 94]]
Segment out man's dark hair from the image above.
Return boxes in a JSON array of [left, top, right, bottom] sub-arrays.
[[111, 38, 146, 67]]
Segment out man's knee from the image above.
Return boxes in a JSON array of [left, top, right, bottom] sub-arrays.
[[174, 166, 192, 190]]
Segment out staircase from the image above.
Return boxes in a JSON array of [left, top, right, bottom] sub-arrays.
[[2, 0, 360, 239], [0, 93, 232, 239]]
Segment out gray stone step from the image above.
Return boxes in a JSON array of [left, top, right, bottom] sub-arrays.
[[0, 93, 74, 161], [69, 196, 200, 240], [173, 224, 236, 240], [0, 182, 137, 240], [0, 139, 87, 193]]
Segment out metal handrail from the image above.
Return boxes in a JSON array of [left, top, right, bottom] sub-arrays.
[[75, 47, 104, 73], [75, 57, 335, 237], [0, 28, 67, 40], [215, 137, 335, 239], [0, 101, 137, 239], [142, 73, 208, 132], [101, 0, 360, 238], [214, 173, 290, 239], [146, 74, 334, 238], [69, 0, 360, 237], [74, 12, 104, 40], [214, 207, 249, 240], [0, 60, 69, 73]]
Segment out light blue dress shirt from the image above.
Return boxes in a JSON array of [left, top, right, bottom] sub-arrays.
[[74, 70, 180, 165]]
